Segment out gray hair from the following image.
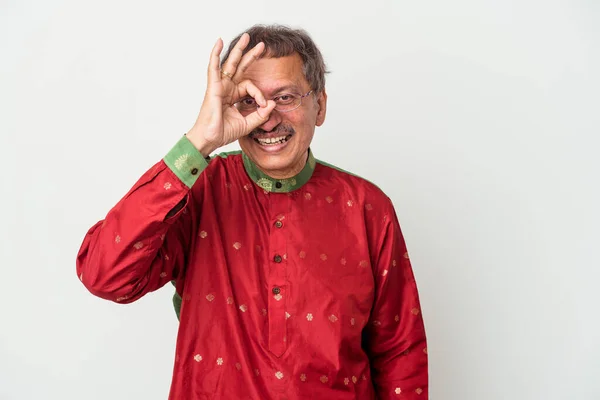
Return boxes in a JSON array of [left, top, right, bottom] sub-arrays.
[[222, 24, 328, 93]]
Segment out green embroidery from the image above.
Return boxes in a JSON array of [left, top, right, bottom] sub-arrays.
[[163, 136, 209, 188], [256, 178, 273, 191], [242, 150, 316, 193]]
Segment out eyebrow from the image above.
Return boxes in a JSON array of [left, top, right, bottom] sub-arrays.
[[270, 85, 301, 96]]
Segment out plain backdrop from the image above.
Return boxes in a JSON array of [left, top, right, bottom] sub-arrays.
[[1, 0, 599, 399]]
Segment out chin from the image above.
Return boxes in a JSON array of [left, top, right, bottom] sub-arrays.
[[240, 136, 306, 177]]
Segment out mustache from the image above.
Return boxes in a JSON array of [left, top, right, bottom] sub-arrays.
[[250, 124, 295, 137]]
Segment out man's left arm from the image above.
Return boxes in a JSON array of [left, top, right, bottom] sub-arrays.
[[363, 198, 428, 398]]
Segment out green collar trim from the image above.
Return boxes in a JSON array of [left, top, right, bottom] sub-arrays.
[[242, 150, 316, 193]]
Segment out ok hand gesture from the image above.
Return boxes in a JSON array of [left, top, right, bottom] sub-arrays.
[[186, 33, 277, 156]]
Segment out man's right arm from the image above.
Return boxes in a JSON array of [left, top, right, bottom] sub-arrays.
[[76, 34, 275, 304], [76, 136, 208, 303]]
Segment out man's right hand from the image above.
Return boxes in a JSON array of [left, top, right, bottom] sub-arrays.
[[186, 33, 277, 157]]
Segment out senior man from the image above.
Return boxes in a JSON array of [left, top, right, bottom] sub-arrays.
[[77, 24, 428, 399]]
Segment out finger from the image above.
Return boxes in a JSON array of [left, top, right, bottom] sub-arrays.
[[221, 32, 249, 76], [245, 100, 277, 132], [208, 38, 224, 85], [233, 41, 265, 80], [237, 79, 267, 108]]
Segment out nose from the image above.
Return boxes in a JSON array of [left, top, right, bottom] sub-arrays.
[[258, 108, 282, 132]]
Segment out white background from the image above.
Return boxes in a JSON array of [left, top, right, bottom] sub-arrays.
[[1, 0, 599, 399]]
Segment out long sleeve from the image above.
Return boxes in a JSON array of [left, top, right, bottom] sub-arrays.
[[76, 136, 208, 303], [363, 198, 428, 398]]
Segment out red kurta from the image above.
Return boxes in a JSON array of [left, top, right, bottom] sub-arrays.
[[77, 136, 428, 399]]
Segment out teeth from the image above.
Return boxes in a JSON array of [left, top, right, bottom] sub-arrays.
[[256, 135, 288, 145]]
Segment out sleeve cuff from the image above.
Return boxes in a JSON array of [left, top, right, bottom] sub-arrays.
[[163, 135, 209, 188]]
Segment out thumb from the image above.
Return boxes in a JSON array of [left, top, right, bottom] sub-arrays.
[[244, 100, 277, 132]]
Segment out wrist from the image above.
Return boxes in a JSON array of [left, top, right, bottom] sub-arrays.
[[185, 130, 219, 158]]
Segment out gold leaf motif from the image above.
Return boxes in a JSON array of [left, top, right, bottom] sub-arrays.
[[411, 308, 420, 315], [199, 231, 207, 238], [233, 242, 242, 250], [275, 371, 284, 380], [365, 203, 373, 210], [395, 387, 402, 394], [256, 178, 273, 191], [174, 154, 191, 171], [326, 196, 333, 203], [300, 373, 307, 382], [320, 376, 328, 383], [416, 388, 423, 395], [299, 250, 306, 259], [320, 254, 328, 261], [194, 354, 202, 362], [164, 182, 172, 190], [352, 376, 358, 383]]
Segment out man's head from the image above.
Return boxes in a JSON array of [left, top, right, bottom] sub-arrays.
[[222, 25, 328, 179]]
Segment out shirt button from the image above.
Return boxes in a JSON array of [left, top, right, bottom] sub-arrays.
[[274, 221, 283, 228], [272, 287, 281, 295], [191, 167, 199, 175], [275, 182, 282, 189], [274, 255, 282, 263]]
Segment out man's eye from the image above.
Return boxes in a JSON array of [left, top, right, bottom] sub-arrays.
[[274, 94, 295, 105], [242, 98, 256, 106]]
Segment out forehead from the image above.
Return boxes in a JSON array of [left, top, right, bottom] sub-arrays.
[[242, 53, 308, 94]]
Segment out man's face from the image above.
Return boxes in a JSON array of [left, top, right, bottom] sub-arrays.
[[238, 53, 327, 179]]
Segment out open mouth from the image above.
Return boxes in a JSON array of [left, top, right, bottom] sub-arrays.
[[253, 134, 293, 146]]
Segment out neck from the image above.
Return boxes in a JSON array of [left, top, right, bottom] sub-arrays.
[[258, 151, 308, 180]]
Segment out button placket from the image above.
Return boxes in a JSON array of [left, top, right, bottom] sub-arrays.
[[267, 194, 291, 357]]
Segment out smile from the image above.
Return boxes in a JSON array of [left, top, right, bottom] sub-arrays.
[[253, 135, 293, 146]]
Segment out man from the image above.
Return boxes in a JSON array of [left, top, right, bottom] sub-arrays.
[[77, 24, 428, 399]]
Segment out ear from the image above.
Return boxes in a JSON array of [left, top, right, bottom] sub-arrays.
[[315, 89, 327, 127]]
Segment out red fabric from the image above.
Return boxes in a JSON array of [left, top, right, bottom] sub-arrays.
[[77, 154, 428, 399]]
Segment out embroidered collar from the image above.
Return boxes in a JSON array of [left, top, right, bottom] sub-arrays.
[[242, 150, 316, 193]]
